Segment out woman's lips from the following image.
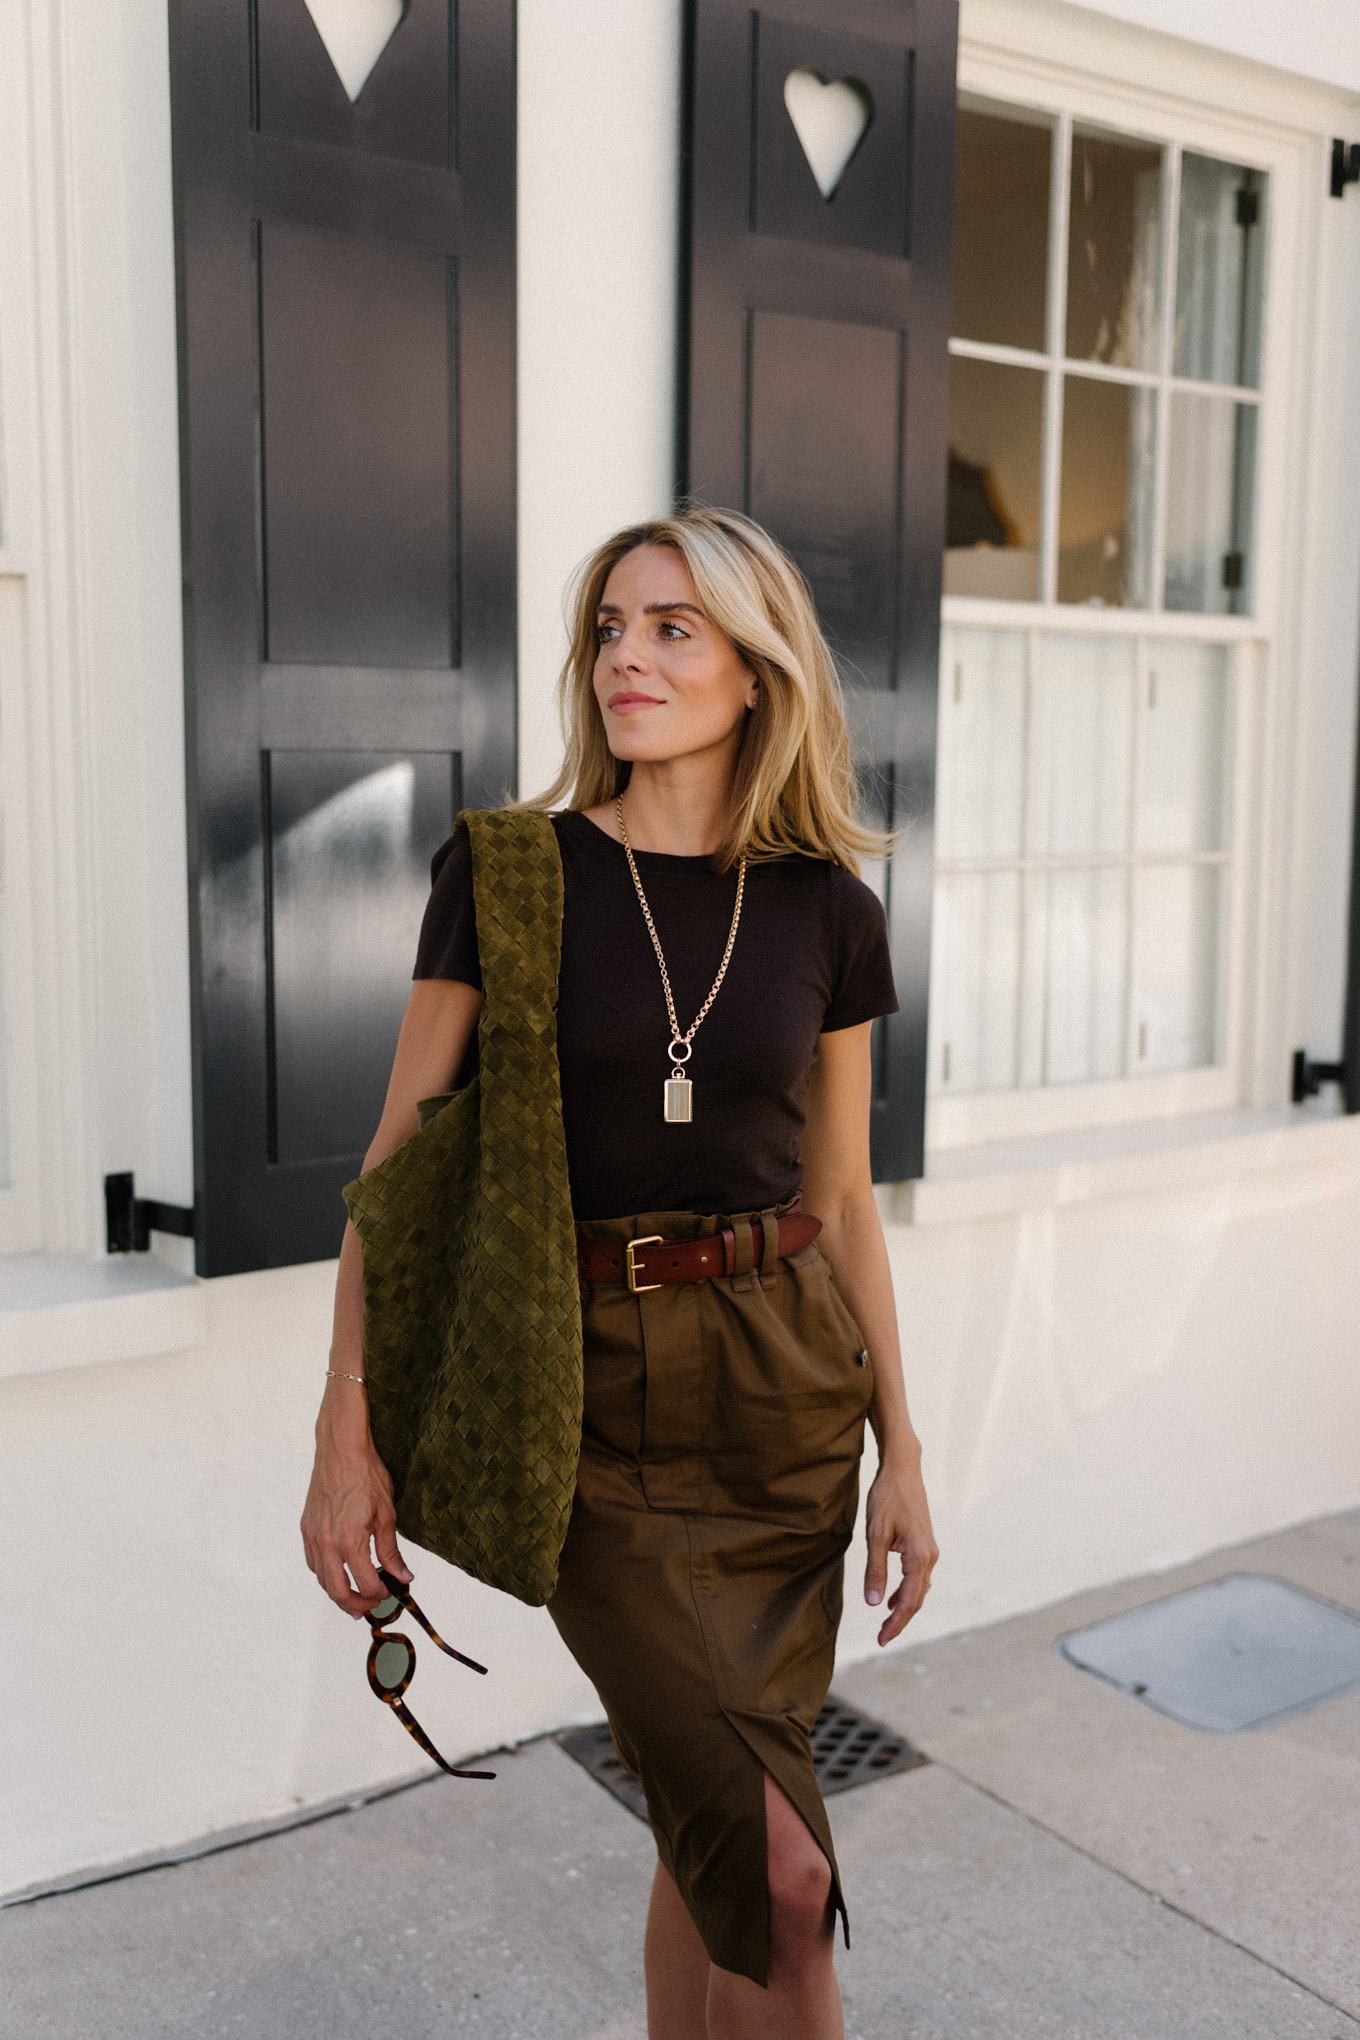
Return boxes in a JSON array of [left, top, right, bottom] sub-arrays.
[[607, 691, 664, 713]]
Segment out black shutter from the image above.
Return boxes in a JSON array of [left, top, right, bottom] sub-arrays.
[[680, 0, 957, 1181], [168, 0, 515, 1276]]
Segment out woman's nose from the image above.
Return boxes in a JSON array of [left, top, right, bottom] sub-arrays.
[[611, 626, 650, 673]]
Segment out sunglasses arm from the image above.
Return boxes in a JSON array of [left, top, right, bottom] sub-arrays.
[[378, 1570, 488, 1675], [386, 1695, 496, 1781]]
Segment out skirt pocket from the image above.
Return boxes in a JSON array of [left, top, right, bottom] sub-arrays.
[[700, 1251, 873, 1524]]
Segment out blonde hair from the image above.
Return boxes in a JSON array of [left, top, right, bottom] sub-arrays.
[[530, 507, 887, 875]]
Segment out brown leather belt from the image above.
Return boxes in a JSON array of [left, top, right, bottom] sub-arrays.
[[576, 1213, 822, 1293]]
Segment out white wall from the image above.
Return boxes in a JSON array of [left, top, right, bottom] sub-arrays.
[[1075, 0, 1360, 94], [5, 1136, 1360, 1897], [0, 1260, 599, 1895], [516, 0, 682, 799]]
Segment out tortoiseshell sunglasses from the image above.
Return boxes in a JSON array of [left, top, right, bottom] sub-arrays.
[[365, 1567, 496, 1781]]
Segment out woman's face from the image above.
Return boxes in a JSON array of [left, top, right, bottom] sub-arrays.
[[593, 545, 758, 769]]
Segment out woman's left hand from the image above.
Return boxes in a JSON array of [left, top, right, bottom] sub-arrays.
[[864, 1453, 939, 1647]]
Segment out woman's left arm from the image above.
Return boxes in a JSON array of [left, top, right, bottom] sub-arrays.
[[800, 1021, 939, 1646]]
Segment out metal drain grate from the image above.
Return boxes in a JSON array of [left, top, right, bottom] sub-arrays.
[[556, 1722, 649, 1821], [810, 1698, 928, 1792], [557, 1696, 926, 1822], [1058, 1573, 1360, 1733]]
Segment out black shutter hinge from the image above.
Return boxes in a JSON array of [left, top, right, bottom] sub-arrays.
[[1330, 139, 1360, 200], [104, 1171, 197, 1254], [1291, 1049, 1347, 1104]]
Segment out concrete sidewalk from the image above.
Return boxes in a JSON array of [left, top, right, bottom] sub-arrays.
[[4, 1509, 1357, 2039]]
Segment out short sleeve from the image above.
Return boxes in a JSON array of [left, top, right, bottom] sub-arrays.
[[821, 873, 899, 1032], [412, 824, 483, 988]]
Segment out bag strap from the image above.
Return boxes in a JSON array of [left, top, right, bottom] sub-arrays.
[[461, 808, 564, 1024]]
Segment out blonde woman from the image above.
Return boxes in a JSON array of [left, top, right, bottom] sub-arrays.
[[302, 508, 938, 2040]]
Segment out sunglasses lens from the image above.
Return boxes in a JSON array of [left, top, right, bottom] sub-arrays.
[[373, 1639, 412, 1691], [370, 1595, 401, 1622]]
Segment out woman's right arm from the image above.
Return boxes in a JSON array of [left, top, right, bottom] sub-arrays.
[[300, 978, 484, 1617]]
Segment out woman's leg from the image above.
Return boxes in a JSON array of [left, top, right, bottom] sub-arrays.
[[705, 1775, 844, 2040], [645, 1861, 711, 2040]]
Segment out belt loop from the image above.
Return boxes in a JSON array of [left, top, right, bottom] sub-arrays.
[[758, 1206, 780, 1289], [730, 1217, 755, 1288]]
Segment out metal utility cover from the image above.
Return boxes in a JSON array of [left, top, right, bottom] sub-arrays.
[[1057, 1573, 1360, 1733], [558, 1697, 926, 1823]]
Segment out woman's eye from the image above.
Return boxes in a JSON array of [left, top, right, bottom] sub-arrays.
[[596, 622, 620, 643], [658, 621, 689, 640]]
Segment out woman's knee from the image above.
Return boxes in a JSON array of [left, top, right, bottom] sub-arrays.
[[767, 1846, 831, 1940], [765, 1789, 833, 1944]]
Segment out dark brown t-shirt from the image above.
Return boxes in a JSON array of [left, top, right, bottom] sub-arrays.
[[413, 809, 898, 1220]]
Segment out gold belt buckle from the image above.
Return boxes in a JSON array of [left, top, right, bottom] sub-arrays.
[[625, 1235, 664, 1294]]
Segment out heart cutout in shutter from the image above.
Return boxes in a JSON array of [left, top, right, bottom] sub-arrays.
[[303, 0, 406, 102], [782, 68, 874, 201]]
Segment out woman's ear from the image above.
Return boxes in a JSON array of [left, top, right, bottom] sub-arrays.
[[745, 675, 761, 712]]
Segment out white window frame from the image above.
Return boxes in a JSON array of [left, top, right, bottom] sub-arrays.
[[928, 1, 1336, 1155], [0, 0, 102, 1255]]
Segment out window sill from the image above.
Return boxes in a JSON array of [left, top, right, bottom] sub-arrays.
[[878, 1099, 1358, 1227], [0, 1254, 206, 1381]]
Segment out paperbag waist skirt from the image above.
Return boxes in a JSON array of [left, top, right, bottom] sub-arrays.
[[547, 1205, 874, 1987]]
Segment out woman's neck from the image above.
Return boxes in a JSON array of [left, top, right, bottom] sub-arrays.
[[609, 759, 737, 857]]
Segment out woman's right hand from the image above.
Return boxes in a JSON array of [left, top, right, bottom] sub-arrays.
[[300, 1380, 412, 1617], [302, 982, 483, 1616]]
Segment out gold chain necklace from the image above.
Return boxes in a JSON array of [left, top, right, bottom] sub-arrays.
[[616, 796, 747, 1124]]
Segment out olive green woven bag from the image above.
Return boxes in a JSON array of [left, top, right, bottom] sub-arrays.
[[342, 808, 582, 1607]]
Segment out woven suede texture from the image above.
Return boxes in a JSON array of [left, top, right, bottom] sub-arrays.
[[342, 808, 583, 1607]]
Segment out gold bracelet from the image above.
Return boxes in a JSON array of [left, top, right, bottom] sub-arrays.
[[325, 1368, 368, 1389]]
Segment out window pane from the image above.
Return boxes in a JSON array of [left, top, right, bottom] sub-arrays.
[[1030, 634, 1134, 856], [929, 872, 1021, 1093], [936, 627, 1026, 860], [1163, 393, 1256, 614], [952, 106, 1052, 352], [1133, 864, 1225, 1071], [1066, 131, 1162, 369], [1057, 375, 1156, 607], [1174, 155, 1264, 389], [945, 357, 1044, 600], [1037, 866, 1129, 1085], [1139, 642, 1230, 853]]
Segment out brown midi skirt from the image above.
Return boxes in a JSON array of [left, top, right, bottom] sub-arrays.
[[548, 1205, 874, 1987]]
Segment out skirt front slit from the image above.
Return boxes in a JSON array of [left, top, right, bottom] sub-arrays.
[[547, 1207, 874, 1988]]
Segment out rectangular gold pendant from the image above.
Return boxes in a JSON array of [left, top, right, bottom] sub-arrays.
[[664, 1076, 693, 1123]]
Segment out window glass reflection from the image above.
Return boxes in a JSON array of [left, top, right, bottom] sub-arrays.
[[1066, 131, 1162, 370], [929, 872, 1021, 1093], [945, 357, 1044, 601], [1138, 642, 1230, 853], [1057, 375, 1156, 607], [1174, 155, 1263, 389], [952, 106, 1052, 352], [1133, 864, 1224, 1071], [1037, 866, 1128, 1085], [936, 627, 1026, 861], [0, 932, 10, 1190], [1164, 393, 1256, 615], [1030, 634, 1134, 856]]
